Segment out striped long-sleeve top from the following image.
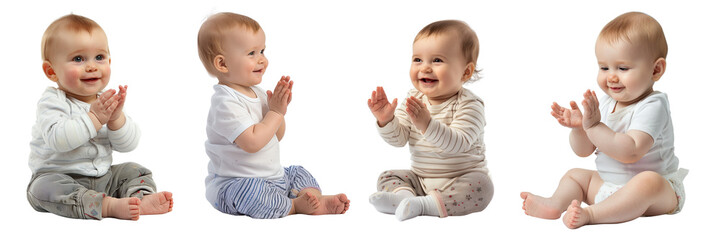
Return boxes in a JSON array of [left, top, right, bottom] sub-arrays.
[[28, 87, 141, 177], [377, 88, 487, 178]]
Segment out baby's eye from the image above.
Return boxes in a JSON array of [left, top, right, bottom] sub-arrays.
[[72, 56, 83, 62], [260, 49, 265, 54], [413, 58, 422, 63], [600, 67, 609, 71], [95, 55, 105, 61], [249, 51, 256, 56], [618, 67, 629, 71], [432, 58, 443, 63]]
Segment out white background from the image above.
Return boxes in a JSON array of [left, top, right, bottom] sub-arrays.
[[1, 0, 718, 239]]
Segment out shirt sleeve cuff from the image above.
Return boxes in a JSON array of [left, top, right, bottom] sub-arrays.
[[377, 117, 400, 135]]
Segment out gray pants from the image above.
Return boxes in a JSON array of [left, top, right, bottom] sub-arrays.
[[377, 170, 493, 217], [27, 162, 156, 220]]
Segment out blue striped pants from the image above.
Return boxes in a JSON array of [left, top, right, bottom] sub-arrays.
[[215, 165, 320, 219]]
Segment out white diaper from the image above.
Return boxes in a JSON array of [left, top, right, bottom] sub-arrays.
[[594, 181, 624, 205], [594, 168, 688, 214]]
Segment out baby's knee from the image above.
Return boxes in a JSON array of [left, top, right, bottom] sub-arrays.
[[563, 168, 588, 178], [28, 173, 75, 200], [113, 162, 152, 178], [631, 171, 667, 192]]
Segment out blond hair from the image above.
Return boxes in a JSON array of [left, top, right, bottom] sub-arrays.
[[598, 12, 667, 60], [41, 14, 105, 61], [415, 20, 481, 82], [197, 12, 261, 77]]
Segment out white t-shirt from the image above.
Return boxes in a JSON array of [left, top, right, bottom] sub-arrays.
[[595, 91, 679, 185], [205, 84, 283, 180]]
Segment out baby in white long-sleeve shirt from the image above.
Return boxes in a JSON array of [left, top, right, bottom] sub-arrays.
[[27, 14, 172, 220]]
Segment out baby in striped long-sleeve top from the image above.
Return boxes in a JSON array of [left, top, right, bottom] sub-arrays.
[[27, 14, 172, 220], [368, 20, 493, 221]]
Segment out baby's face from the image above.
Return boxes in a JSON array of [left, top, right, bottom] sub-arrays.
[[219, 27, 267, 89], [595, 39, 659, 107], [410, 33, 469, 104], [45, 28, 110, 103]]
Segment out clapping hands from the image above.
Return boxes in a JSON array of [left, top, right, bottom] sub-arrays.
[[367, 86, 398, 127], [89, 85, 126, 123], [551, 89, 601, 130], [267, 76, 293, 116], [405, 96, 431, 133]]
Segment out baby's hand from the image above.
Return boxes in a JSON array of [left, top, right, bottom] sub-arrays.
[[581, 90, 601, 130], [367, 86, 397, 127], [267, 76, 292, 116], [90, 89, 120, 125], [551, 100, 583, 129], [405, 96, 431, 133], [108, 85, 127, 122]]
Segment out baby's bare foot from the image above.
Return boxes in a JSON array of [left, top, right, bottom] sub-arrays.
[[562, 200, 590, 229], [292, 192, 320, 215], [102, 197, 141, 220], [521, 192, 562, 219], [140, 192, 173, 215], [313, 194, 350, 215]]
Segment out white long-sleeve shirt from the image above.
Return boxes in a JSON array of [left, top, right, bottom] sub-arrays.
[[28, 87, 141, 176], [378, 88, 488, 178]]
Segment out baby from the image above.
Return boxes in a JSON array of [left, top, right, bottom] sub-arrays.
[[367, 20, 493, 221], [198, 12, 350, 219], [520, 12, 688, 229], [27, 14, 173, 220]]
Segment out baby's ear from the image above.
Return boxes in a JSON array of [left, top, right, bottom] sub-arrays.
[[213, 55, 229, 74], [42, 61, 58, 82], [462, 62, 475, 82], [652, 57, 666, 82]]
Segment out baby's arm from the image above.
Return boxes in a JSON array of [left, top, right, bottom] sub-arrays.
[[581, 90, 653, 163], [274, 77, 292, 141], [88, 89, 121, 131], [107, 85, 128, 131], [106, 86, 139, 152], [369, 87, 410, 147], [551, 101, 595, 157], [411, 97, 484, 154], [39, 90, 117, 152], [368, 86, 398, 127], [234, 78, 291, 153]]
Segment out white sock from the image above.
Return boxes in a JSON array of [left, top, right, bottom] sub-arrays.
[[369, 190, 414, 214], [395, 195, 440, 221]]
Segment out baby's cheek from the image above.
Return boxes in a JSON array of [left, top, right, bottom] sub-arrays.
[[64, 67, 82, 82]]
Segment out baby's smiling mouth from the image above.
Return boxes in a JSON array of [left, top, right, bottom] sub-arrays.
[[81, 77, 100, 82], [420, 78, 438, 83]]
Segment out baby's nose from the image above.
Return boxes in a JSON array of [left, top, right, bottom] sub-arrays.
[[607, 74, 619, 82], [85, 62, 97, 72]]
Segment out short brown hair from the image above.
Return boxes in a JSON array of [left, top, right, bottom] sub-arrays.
[[598, 12, 667, 60], [197, 12, 261, 77], [415, 20, 481, 82], [41, 14, 104, 61]]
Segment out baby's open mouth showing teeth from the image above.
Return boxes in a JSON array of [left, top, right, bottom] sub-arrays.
[[421, 78, 437, 83]]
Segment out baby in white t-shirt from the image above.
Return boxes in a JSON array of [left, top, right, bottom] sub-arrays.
[[520, 12, 687, 229], [198, 12, 349, 219]]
